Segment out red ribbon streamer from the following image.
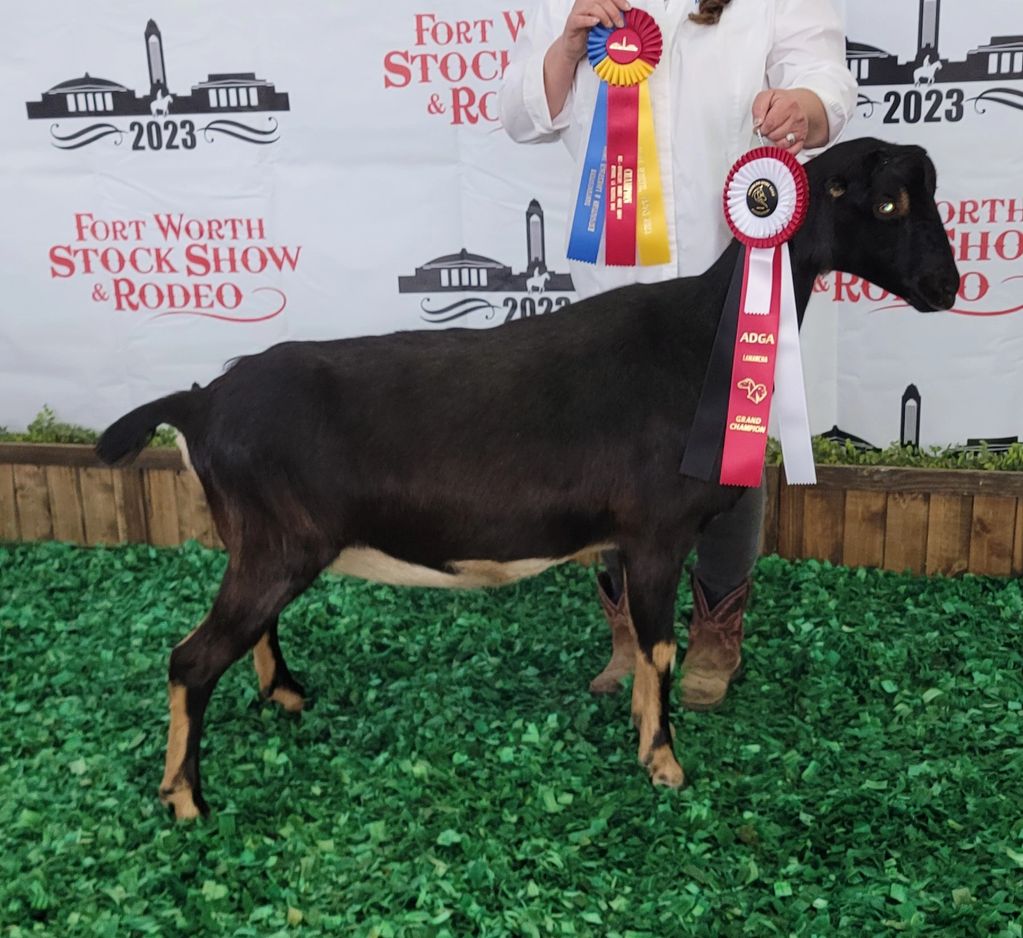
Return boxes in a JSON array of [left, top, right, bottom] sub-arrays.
[[604, 84, 639, 266], [719, 247, 783, 487]]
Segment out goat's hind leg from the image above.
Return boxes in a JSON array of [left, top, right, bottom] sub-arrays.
[[624, 543, 687, 788], [253, 619, 306, 713], [160, 552, 324, 819]]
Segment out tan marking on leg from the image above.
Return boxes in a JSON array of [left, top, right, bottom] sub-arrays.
[[632, 641, 684, 787], [652, 640, 677, 673], [631, 654, 660, 762], [269, 686, 305, 712], [159, 683, 200, 820], [252, 635, 275, 692]]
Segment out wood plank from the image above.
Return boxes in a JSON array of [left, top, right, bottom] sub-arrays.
[[842, 490, 887, 569], [174, 470, 217, 547], [0, 443, 182, 469], [883, 493, 929, 575], [0, 464, 18, 541], [968, 495, 1016, 577], [12, 465, 53, 541], [777, 481, 806, 559], [113, 469, 148, 543], [801, 488, 845, 565], [144, 469, 181, 547], [925, 494, 973, 577], [814, 465, 1023, 497], [79, 468, 121, 546], [45, 466, 85, 543], [1013, 500, 1023, 578], [761, 466, 780, 555]]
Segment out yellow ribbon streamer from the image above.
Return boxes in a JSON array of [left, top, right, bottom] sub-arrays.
[[636, 81, 670, 266]]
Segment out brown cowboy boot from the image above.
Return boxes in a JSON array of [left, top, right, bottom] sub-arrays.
[[588, 571, 638, 695], [679, 577, 750, 711]]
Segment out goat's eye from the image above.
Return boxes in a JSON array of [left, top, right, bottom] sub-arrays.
[[878, 201, 896, 216]]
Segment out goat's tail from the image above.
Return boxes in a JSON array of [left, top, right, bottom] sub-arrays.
[[95, 387, 204, 466]]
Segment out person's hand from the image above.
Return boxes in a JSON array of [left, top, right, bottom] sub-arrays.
[[559, 0, 632, 63], [752, 90, 812, 156]]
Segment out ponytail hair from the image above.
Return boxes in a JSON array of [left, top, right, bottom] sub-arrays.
[[689, 0, 733, 25]]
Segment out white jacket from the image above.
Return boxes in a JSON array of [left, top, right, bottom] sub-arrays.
[[499, 0, 857, 299]]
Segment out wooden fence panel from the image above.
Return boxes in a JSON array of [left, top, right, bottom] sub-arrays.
[[144, 469, 181, 548], [45, 466, 85, 543], [0, 464, 18, 541], [801, 489, 845, 565], [113, 469, 148, 543], [842, 490, 887, 569], [777, 482, 805, 559], [925, 494, 973, 577], [3, 444, 1023, 578], [884, 493, 929, 574], [13, 464, 52, 541], [79, 467, 120, 545], [1013, 500, 1023, 578], [174, 471, 218, 547], [969, 495, 1017, 577]]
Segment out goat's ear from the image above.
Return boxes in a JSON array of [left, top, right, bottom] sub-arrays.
[[826, 177, 847, 200]]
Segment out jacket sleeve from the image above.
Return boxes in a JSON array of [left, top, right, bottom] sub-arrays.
[[498, 1, 575, 144], [768, 0, 858, 144]]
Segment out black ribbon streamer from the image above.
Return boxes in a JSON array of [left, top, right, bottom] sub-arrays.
[[679, 247, 746, 481]]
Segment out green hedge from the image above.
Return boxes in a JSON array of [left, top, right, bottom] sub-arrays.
[[2, 407, 1022, 472]]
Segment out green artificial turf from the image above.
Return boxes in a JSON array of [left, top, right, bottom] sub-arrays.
[[1, 542, 1021, 937]]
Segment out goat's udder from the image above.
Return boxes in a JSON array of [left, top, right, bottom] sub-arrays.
[[330, 544, 616, 590]]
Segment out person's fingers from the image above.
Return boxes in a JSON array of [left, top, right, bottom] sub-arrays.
[[751, 90, 775, 131], [766, 114, 806, 147], [759, 97, 800, 139], [578, 0, 625, 28], [594, 0, 627, 27], [568, 13, 601, 32]]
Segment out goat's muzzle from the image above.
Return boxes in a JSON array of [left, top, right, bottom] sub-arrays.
[[909, 271, 960, 312]]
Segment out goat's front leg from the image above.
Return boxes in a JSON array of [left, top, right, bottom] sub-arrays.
[[624, 546, 686, 788]]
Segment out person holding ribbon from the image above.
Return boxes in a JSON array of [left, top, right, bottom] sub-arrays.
[[499, 0, 857, 710]]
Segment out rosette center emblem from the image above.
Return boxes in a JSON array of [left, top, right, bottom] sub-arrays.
[[746, 179, 779, 218], [606, 28, 643, 65], [589, 9, 663, 86], [724, 147, 809, 249]]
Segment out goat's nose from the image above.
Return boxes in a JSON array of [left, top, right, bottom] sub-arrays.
[[936, 278, 959, 310]]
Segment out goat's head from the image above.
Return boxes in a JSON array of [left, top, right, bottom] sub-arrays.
[[800, 138, 960, 311]]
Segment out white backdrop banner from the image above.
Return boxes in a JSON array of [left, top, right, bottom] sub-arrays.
[[0, 0, 1020, 451]]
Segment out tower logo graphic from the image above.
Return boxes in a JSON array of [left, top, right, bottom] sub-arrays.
[[398, 200, 576, 324], [848, 0, 1023, 122], [25, 20, 291, 149]]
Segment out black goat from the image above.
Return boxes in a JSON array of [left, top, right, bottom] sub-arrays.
[[98, 137, 959, 819]]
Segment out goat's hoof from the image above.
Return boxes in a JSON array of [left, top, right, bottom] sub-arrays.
[[159, 784, 207, 821], [261, 677, 307, 713], [589, 671, 625, 695], [267, 685, 306, 713], [644, 748, 685, 789]]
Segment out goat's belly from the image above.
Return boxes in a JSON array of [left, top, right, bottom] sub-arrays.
[[330, 544, 613, 590]]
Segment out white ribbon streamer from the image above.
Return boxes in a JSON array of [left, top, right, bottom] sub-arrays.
[[744, 247, 775, 316], [774, 242, 816, 485]]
